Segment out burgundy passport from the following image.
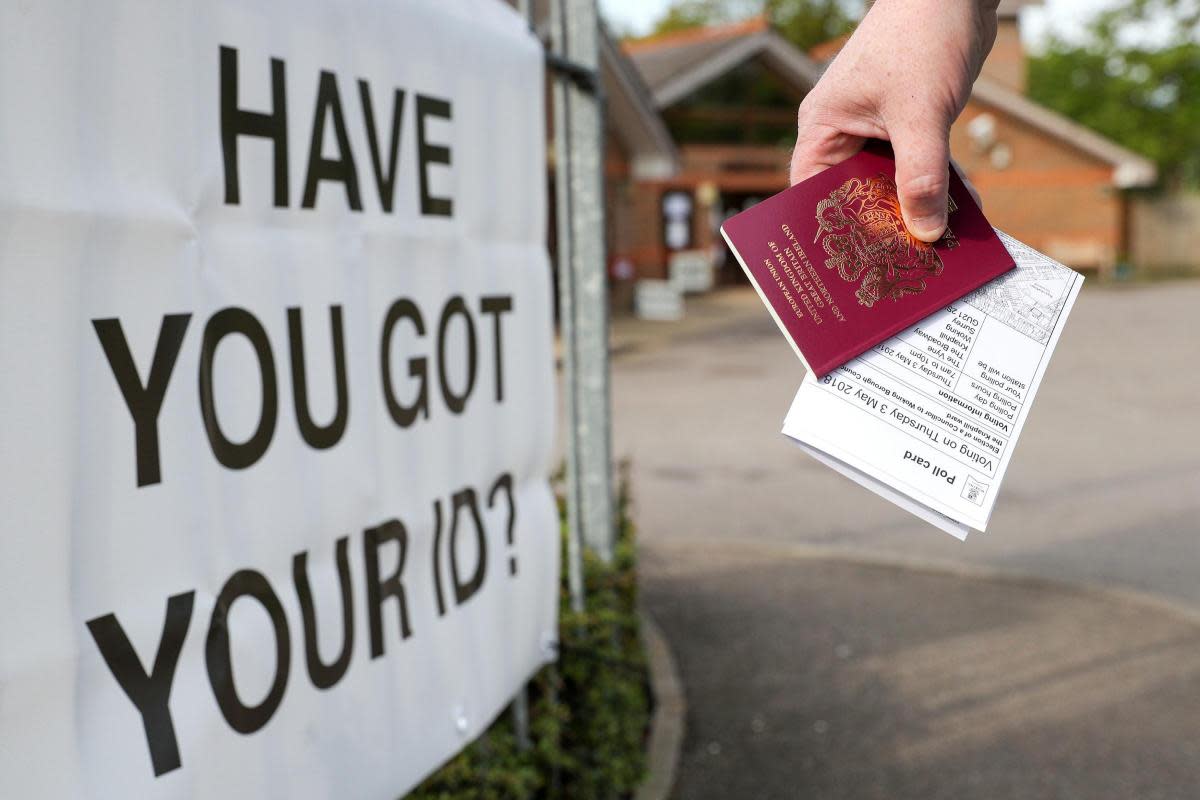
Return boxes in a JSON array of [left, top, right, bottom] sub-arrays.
[[720, 143, 1014, 377]]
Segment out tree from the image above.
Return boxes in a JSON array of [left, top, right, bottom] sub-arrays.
[[647, 0, 860, 52], [648, 0, 756, 35], [766, 0, 859, 51], [1027, 0, 1200, 187]]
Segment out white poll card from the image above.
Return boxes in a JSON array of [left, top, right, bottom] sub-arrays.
[[783, 230, 1084, 539]]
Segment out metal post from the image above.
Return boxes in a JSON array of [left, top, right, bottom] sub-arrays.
[[506, 0, 610, 758], [551, 0, 615, 586], [509, 686, 532, 751], [549, 0, 586, 614]]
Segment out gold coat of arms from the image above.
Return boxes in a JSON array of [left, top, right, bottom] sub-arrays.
[[814, 174, 958, 308]]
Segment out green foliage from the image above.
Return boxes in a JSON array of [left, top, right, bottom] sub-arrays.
[[407, 472, 649, 799], [647, 0, 858, 51], [1027, 0, 1200, 187], [650, 0, 750, 36], [766, 0, 857, 52]]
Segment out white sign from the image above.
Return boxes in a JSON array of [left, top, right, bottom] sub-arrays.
[[0, 1, 559, 797], [668, 249, 715, 294], [635, 280, 685, 321]]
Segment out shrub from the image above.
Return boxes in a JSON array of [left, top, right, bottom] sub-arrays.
[[409, 473, 648, 799]]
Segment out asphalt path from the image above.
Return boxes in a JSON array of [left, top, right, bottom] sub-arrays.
[[609, 281, 1200, 799], [612, 281, 1200, 607]]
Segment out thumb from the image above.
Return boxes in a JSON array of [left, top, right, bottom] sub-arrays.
[[890, 118, 952, 243]]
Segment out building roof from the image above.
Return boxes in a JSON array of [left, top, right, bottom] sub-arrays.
[[525, 0, 678, 179], [624, 17, 823, 109], [623, 14, 771, 56], [800, 25, 1156, 188], [971, 77, 1156, 187], [618, 10, 1156, 189], [807, 32, 851, 63]]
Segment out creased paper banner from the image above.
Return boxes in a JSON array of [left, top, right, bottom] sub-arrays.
[[0, 1, 558, 797]]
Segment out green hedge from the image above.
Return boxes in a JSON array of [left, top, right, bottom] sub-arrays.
[[408, 474, 649, 799]]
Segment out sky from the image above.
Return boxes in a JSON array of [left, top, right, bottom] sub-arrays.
[[598, 0, 1145, 51]]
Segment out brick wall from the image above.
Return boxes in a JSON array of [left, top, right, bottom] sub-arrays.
[[1130, 191, 1200, 275], [616, 113, 1125, 277], [610, 60, 1131, 278], [603, 140, 673, 288], [616, 121, 1127, 281], [951, 99, 1122, 270], [980, 20, 1026, 93]]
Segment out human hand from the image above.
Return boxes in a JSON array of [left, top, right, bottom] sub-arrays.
[[789, 0, 1000, 242]]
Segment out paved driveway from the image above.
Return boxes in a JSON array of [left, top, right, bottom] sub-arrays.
[[610, 281, 1200, 799], [613, 282, 1200, 607]]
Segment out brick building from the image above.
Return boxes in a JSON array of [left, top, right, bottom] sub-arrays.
[[616, 1, 1157, 283], [517, 0, 681, 307]]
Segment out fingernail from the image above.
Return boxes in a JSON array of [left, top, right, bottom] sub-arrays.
[[908, 214, 947, 243]]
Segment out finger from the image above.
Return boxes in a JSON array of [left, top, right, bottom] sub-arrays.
[[891, 117, 952, 242], [789, 122, 865, 186]]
